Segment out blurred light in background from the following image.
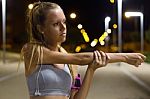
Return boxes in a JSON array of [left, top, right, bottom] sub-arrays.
[[107, 29, 112, 34], [70, 13, 76, 19], [77, 24, 83, 29], [80, 29, 90, 42], [75, 46, 81, 52], [105, 16, 111, 32], [99, 32, 107, 42], [80, 29, 85, 33], [110, 0, 115, 4], [28, 4, 33, 10], [125, 12, 143, 18], [91, 39, 98, 47], [125, 11, 144, 52], [100, 40, 105, 46], [80, 44, 86, 49], [113, 24, 117, 29], [103, 32, 108, 37]]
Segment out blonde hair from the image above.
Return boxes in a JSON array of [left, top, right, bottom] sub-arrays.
[[26, 1, 60, 45], [20, 43, 78, 81]]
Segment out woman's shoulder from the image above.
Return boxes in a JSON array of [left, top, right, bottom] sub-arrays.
[[21, 42, 37, 54], [22, 43, 32, 50]]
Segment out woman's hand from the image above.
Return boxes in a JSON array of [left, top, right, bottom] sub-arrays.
[[88, 50, 109, 71], [124, 53, 146, 67]]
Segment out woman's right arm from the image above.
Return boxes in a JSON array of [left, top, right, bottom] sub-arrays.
[[106, 53, 146, 67], [22, 43, 146, 67], [22, 43, 94, 65]]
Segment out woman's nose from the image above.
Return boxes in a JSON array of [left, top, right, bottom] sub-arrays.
[[60, 22, 66, 31]]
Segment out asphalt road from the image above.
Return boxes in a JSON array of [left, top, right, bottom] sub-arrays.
[[0, 52, 150, 99]]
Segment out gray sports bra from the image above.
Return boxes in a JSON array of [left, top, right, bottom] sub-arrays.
[[26, 64, 72, 96]]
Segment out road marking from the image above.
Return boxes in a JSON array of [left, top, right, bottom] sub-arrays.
[[0, 72, 22, 82], [120, 65, 150, 92]]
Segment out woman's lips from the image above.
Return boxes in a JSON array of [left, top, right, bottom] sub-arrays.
[[60, 33, 66, 36]]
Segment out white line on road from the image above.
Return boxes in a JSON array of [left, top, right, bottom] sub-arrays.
[[0, 72, 22, 82], [120, 66, 150, 92]]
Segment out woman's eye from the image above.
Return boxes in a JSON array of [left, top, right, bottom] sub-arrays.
[[63, 20, 67, 25], [53, 22, 59, 26]]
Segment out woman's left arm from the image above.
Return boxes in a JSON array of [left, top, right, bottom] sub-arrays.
[[69, 66, 95, 99], [69, 51, 108, 99]]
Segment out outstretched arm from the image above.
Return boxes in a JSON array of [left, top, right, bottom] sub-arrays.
[[106, 53, 146, 67], [23, 43, 146, 66]]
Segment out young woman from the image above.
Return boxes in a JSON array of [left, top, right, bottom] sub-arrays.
[[22, 2, 146, 99]]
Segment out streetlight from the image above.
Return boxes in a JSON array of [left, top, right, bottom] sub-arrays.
[[70, 13, 76, 19], [125, 12, 144, 52], [28, 4, 34, 10], [2, 0, 6, 63], [117, 0, 123, 53], [77, 24, 83, 29], [105, 16, 111, 32], [104, 16, 111, 51]]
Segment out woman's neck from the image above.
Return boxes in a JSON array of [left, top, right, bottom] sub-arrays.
[[47, 43, 61, 51]]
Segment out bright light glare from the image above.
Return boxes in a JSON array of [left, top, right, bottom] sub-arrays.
[[125, 12, 143, 17], [80, 29, 85, 33], [80, 29, 90, 42], [100, 41, 105, 46], [107, 29, 111, 34], [91, 39, 98, 47], [105, 17, 111, 23], [110, 0, 115, 4], [99, 32, 108, 42], [75, 46, 81, 52], [82, 32, 90, 42], [77, 24, 83, 29], [28, 4, 34, 10], [70, 13, 76, 19], [103, 32, 108, 37], [113, 24, 117, 29]]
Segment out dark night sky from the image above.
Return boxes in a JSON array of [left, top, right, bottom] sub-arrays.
[[40, 0, 150, 41], [0, 0, 150, 48]]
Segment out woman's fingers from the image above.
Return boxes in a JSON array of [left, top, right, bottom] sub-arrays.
[[94, 51, 99, 64], [99, 51, 106, 66], [90, 50, 108, 70], [95, 50, 102, 65], [138, 53, 146, 60]]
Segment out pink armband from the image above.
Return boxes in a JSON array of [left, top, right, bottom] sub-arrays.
[[71, 74, 82, 90]]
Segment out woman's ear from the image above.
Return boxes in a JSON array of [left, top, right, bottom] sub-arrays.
[[37, 24, 44, 34]]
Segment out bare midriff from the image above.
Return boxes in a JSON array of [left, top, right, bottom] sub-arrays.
[[30, 96, 69, 99]]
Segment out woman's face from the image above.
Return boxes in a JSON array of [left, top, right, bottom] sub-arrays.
[[42, 7, 67, 44]]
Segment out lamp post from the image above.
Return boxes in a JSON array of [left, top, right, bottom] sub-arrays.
[[2, 0, 6, 63], [117, 0, 123, 53], [104, 16, 111, 51], [125, 12, 144, 52], [105, 16, 111, 32]]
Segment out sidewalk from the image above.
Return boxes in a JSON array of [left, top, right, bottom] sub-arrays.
[[78, 63, 150, 99], [0, 51, 150, 99]]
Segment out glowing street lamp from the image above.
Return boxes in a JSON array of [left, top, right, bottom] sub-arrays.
[[125, 12, 144, 52], [28, 4, 34, 10], [110, 0, 115, 4], [77, 24, 83, 29], [2, 0, 6, 63], [113, 24, 117, 29], [70, 13, 76, 19], [105, 16, 111, 32], [117, 0, 123, 53], [91, 39, 98, 47], [104, 16, 111, 49]]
